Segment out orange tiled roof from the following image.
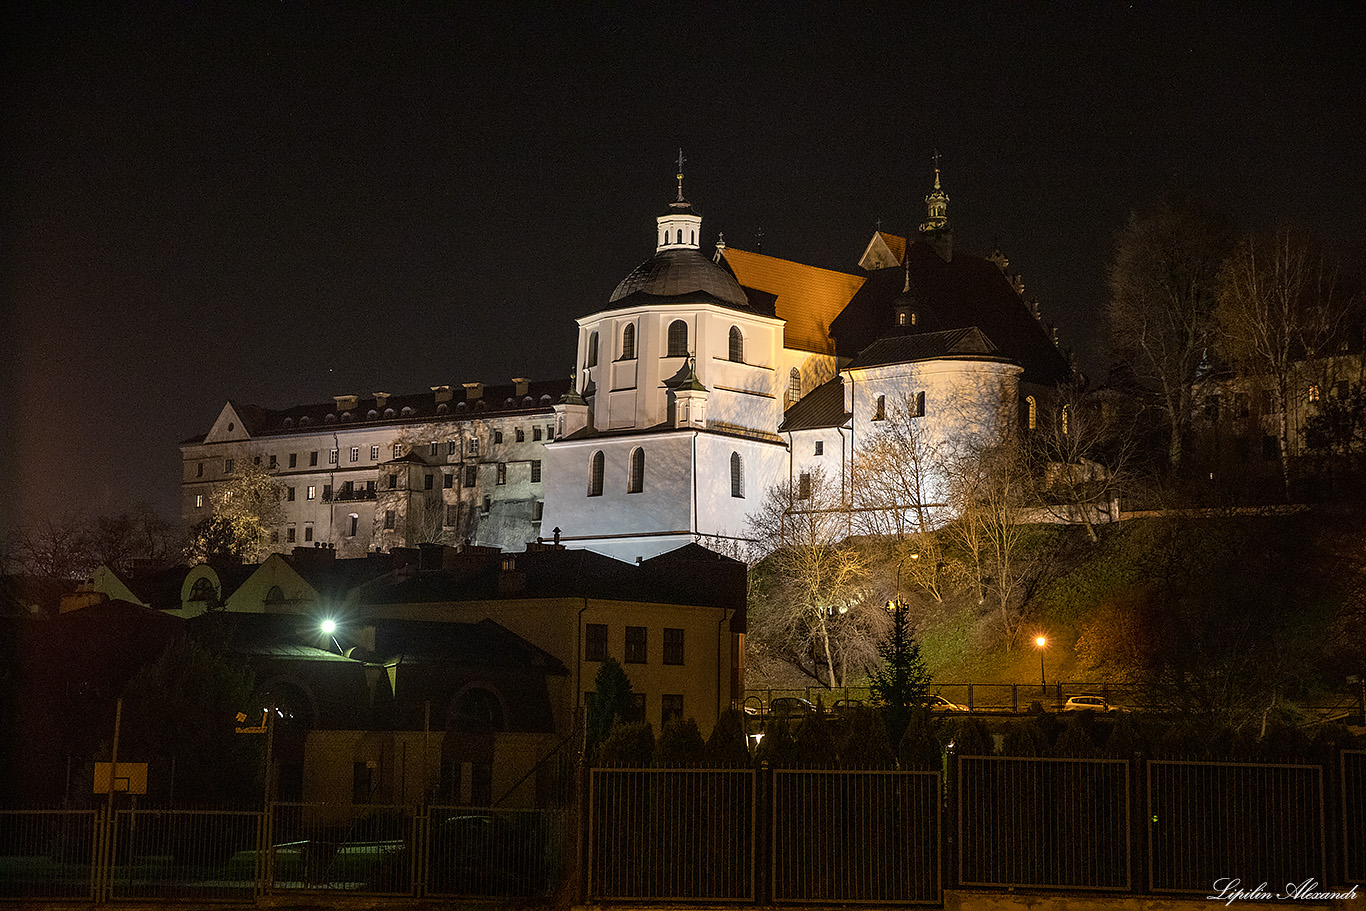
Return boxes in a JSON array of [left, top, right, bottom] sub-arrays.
[[878, 231, 907, 262], [721, 248, 865, 354]]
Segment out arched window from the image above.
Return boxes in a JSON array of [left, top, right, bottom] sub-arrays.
[[588, 451, 605, 497], [1025, 395, 1037, 430], [913, 391, 926, 417], [189, 577, 218, 603], [628, 448, 645, 493], [690, 230, 695, 245], [677, 229, 683, 244], [587, 331, 599, 368], [667, 319, 689, 357], [621, 323, 636, 359], [788, 368, 801, 404], [728, 326, 744, 363], [265, 585, 286, 605], [730, 452, 744, 498]]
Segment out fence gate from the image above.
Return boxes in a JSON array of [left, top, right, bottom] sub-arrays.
[[1147, 759, 1324, 893], [1345, 751, 1366, 885], [587, 768, 755, 901], [772, 769, 940, 904], [958, 755, 1131, 891]]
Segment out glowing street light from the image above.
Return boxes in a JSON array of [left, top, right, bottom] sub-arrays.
[[1034, 635, 1047, 690], [320, 619, 337, 635]]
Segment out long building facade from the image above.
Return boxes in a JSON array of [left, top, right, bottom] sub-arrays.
[[183, 166, 1072, 562]]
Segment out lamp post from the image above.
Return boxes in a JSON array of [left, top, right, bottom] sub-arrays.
[[1035, 635, 1047, 691]]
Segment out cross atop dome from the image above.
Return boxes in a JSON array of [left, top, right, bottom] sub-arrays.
[[656, 150, 702, 252]]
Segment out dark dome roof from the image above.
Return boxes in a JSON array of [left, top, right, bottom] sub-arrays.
[[609, 248, 751, 310]]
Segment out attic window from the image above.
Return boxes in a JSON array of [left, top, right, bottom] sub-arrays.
[[283, 418, 294, 428], [401, 406, 414, 416], [523, 396, 534, 406], [299, 416, 311, 426], [437, 403, 448, 413], [456, 402, 467, 412], [189, 577, 218, 602], [367, 409, 378, 419], [227, 422, 235, 431], [340, 412, 354, 422], [384, 407, 395, 418], [541, 394, 552, 405]]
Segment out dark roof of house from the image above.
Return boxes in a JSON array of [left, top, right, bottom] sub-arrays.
[[779, 378, 851, 432], [830, 238, 1071, 384], [375, 617, 567, 673], [0, 575, 79, 617], [844, 326, 1007, 370], [608, 248, 765, 314], [185, 377, 571, 443], [354, 544, 747, 630], [108, 564, 191, 611]]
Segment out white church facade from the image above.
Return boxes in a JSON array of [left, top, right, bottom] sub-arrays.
[[182, 165, 1071, 563]]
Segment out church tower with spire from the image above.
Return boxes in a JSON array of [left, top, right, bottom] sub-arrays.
[[919, 154, 953, 261]]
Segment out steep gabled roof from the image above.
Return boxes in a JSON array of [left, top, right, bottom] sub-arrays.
[[722, 247, 865, 354], [831, 237, 1070, 384], [778, 377, 850, 432]]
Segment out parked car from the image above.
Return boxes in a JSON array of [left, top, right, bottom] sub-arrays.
[[1063, 694, 1124, 713], [767, 696, 818, 718], [914, 694, 970, 712]]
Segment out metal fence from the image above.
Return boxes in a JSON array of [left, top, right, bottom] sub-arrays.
[[1147, 759, 1325, 893], [773, 770, 940, 904], [424, 805, 566, 898], [957, 755, 1131, 891], [1346, 751, 1366, 885], [106, 809, 261, 902], [587, 768, 755, 902], [0, 809, 99, 901]]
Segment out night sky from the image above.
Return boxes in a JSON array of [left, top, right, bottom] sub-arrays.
[[4, 2, 1363, 533]]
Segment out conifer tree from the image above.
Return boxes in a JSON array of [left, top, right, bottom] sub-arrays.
[[867, 600, 932, 747]]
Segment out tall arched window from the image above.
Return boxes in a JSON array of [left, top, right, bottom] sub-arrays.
[[1025, 395, 1037, 430], [677, 229, 684, 244], [586, 331, 599, 368], [628, 448, 645, 493], [588, 451, 605, 497], [728, 326, 744, 363], [621, 323, 636, 360], [667, 320, 689, 357], [730, 452, 744, 498], [788, 368, 801, 404]]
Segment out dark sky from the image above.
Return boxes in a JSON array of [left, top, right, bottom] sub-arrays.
[[4, 2, 1363, 532]]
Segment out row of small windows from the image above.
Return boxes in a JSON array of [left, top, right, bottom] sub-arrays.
[[278, 398, 555, 428], [585, 450, 745, 499], [660, 228, 696, 246], [585, 623, 685, 666], [584, 323, 747, 369], [871, 392, 926, 422]]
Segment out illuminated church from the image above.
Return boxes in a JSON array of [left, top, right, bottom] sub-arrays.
[[182, 164, 1070, 562]]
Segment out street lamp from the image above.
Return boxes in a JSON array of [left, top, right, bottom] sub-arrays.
[[320, 618, 342, 654], [1034, 635, 1047, 690]]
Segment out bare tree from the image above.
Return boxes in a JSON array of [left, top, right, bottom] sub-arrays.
[[852, 394, 948, 538], [943, 442, 1035, 649], [1107, 194, 1234, 470], [16, 514, 92, 579], [184, 462, 285, 564], [746, 466, 886, 689], [1216, 229, 1350, 499]]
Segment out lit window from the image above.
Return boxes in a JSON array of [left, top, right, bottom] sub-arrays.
[[195, 494, 204, 509], [668, 319, 689, 357], [628, 448, 645, 493], [663, 628, 684, 666], [588, 451, 605, 497], [329, 449, 339, 465], [625, 626, 647, 664], [350, 447, 359, 462], [729, 326, 744, 362], [306, 485, 316, 500], [496, 463, 507, 485], [531, 459, 542, 483], [798, 472, 811, 500], [1026, 395, 1037, 430], [370, 445, 379, 460], [621, 323, 636, 360], [730, 452, 744, 498]]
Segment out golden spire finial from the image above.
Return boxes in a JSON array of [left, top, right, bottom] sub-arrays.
[[675, 148, 686, 202], [932, 149, 942, 190]]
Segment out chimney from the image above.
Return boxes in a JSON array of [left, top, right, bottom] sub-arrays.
[[334, 394, 359, 412], [374, 392, 390, 409], [513, 377, 530, 397], [463, 382, 484, 402], [432, 385, 453, 404]]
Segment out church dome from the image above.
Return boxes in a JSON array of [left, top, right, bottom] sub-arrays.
[[609, 248, 752, 310]]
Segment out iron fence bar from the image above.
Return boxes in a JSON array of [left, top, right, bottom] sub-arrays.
[[1343, 751, 1365, 885]]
